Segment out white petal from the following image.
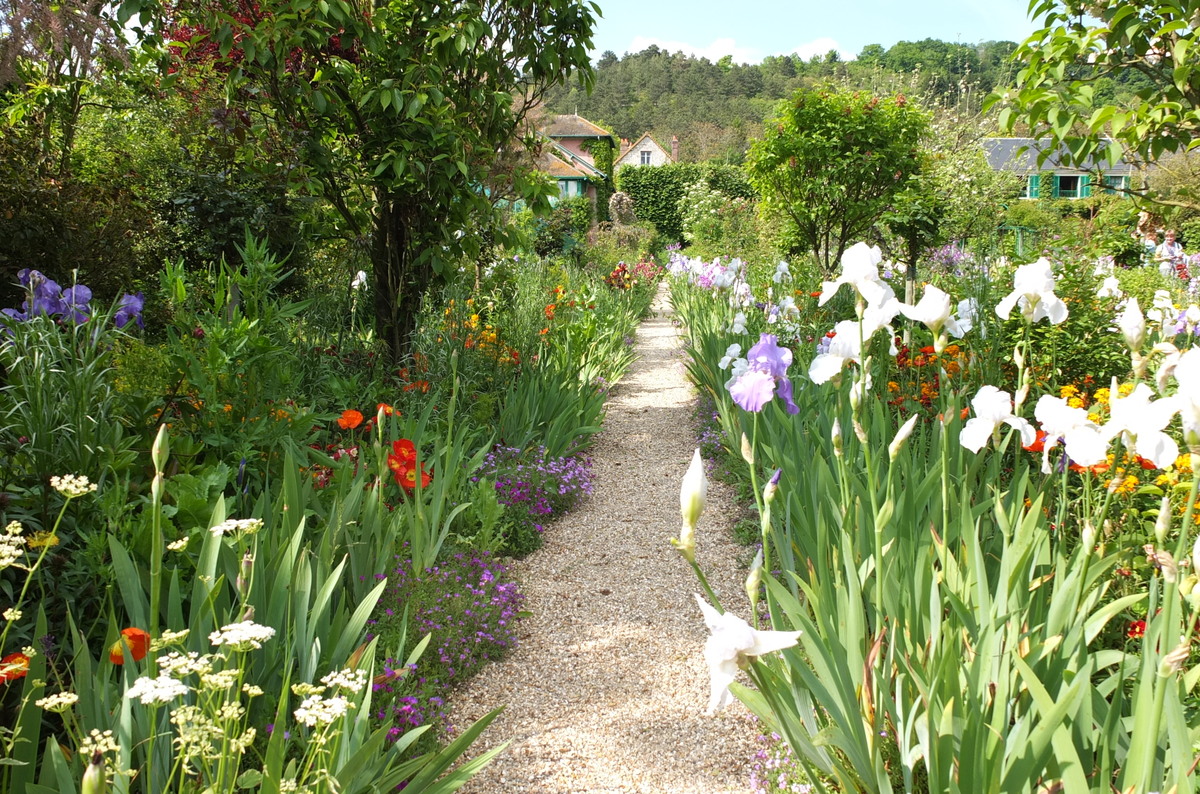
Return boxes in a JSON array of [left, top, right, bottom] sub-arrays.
[[705, 658, 739, 714], [747, 629, 802, 657], [1002, 416, 1037, 447], [959, 418, 995, 453], [1136, 431, 1179, 471], [808, 354, 846, 384]]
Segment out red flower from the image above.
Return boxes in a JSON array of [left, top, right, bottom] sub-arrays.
[[1127, 620, 1147, 639], [1135, 456, 1157, 470], [387, 439, 418, 475], [1023, 430, 1048, 453], [0, 652, 29, 683], [397, 463, 432, 491], [109, 627, 151, 664], [377, 403, 397, 416], [337, 409, 363, 430]]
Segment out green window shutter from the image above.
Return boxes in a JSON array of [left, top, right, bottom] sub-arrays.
[[1052, 175, 1061, 198], [1029, 174, 1040, 198], [1080, 175, 1091, 197]]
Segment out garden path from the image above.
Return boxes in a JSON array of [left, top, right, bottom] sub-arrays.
[[452, 286, 757, 793]]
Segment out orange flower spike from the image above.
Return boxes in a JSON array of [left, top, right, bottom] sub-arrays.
[[337, 409, 364, 430], [0, 652, 30, 683], [109, 627, 151, 664]]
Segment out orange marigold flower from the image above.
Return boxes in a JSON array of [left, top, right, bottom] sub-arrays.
[[337, 409, 364, 430], [108, 627, 151, 664], [1, 652, 29, 683]]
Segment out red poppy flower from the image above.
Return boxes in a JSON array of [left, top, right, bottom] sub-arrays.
[[1023, 430, 1048, 453], [920, 345, 936, 355], [109, 627, 151, 664], [377, 403, 396, 416], [387, 439, 418, 476], [1135, 456, 1157, 470], [1127, 620, 1146, 639], [337, 409, 364, 430], [0, 652, 29, 683], [397, 463, 432, 491]]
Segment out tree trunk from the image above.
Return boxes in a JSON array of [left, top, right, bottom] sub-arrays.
[[372, 194, 431, 361]]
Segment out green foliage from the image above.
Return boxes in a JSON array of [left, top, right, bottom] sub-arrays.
[[747, 88, 930, 272], [995, 0, 1200, 210], [616, 162, 753, 243], [532, 196, 593, 257], [158, 0, 600, 356], [678, 180, 769, 262]]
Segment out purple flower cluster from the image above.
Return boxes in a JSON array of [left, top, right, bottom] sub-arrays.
[[749, 732, 813, 794], [474, 445, 594, 517], [370, 551, 523, 744], [929, 243, 973, 276], [2, 269, 143, 329]]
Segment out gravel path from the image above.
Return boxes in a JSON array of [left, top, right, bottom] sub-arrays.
[[451, 286, 757, 793]]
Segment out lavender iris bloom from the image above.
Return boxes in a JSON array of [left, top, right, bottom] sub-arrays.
[[114, 292, 145, 329], [727, 333, 800, 414]]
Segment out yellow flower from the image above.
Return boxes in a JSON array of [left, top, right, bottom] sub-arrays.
[[1088, 412, 1101, 423], [1068, 397, 1084, 409], [27, 531, 59, 550], [1060, 384, 1078, 398], [1118, 382, 1135, 397]]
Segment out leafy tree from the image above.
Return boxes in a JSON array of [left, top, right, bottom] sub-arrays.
[[747, 88, 929, 272], [161, 0, 599, 357], [995, 0, 1200, 208]]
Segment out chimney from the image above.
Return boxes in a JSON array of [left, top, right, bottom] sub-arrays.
[[671, 135, 679, 162]]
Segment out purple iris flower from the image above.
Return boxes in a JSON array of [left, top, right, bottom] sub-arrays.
[[728, 333, 800, 414], [62, 285, 92, 323], [114, 292, 145, 329]]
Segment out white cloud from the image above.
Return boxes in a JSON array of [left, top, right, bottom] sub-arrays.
[[625, 35, 761, 64], [790, 37, 856, 62]]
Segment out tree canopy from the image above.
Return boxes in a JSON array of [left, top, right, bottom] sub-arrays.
[[995, 0, 1200, 185]]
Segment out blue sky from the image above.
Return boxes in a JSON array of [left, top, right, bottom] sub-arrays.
[[589, 0, 1040, 63]]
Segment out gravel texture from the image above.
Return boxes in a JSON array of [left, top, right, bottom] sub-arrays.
[[451, 286, 757, 793]]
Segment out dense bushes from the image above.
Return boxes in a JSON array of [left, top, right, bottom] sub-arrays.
[[615, 162, 755, 242]]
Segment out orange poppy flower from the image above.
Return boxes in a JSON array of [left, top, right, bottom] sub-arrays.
[[1023, 430, 1048, 453], [377, 403, 397, 416], [0, 652, 29, 683], [337, 409, 364, 430], [109, 627, 151, 664]]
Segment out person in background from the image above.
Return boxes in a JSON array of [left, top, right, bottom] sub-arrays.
[[1143, 229, 1159, 267], [1156, 229, 1186, 278]]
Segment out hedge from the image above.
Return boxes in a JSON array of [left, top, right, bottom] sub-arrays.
[[615, 163, 755, 243]]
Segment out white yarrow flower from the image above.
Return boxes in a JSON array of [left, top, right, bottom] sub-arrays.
[[50, 474, 97, 498], [209, 620, 276, 651], [126, 674, 189, 705]]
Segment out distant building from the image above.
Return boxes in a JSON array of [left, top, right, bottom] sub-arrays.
[[614, 133, 678, 169], [538, 114, 617, 201], [983, 137, 1136, 199]]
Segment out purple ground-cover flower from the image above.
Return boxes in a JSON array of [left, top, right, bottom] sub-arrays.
[[369, 550, 524, 748]]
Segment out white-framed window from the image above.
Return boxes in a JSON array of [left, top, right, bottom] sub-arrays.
[[640, 150, 652, 165]]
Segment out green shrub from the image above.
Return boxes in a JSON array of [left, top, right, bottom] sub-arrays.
[[616, 162, 753, 243]]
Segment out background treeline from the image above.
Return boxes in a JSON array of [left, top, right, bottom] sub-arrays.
[[543, 39, 1154, 164]]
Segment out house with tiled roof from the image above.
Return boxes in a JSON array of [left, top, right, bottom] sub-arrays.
[[542, 114, 616, 167], [614, 132, 678, 169], [983, 137, 1136, 199], [537, 114, 618, 203], [536, 140, 608, 201]]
